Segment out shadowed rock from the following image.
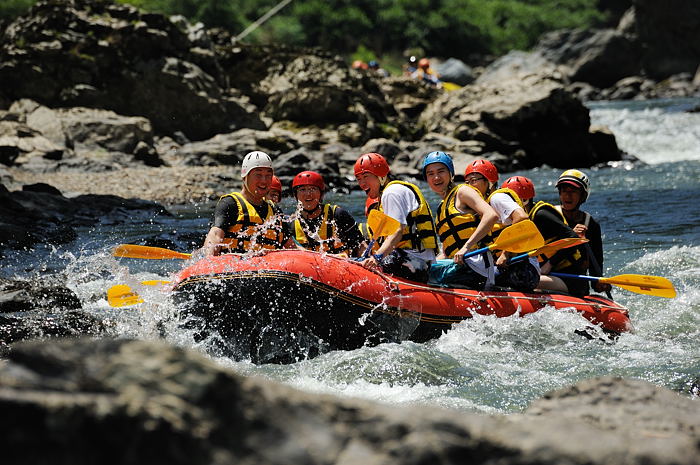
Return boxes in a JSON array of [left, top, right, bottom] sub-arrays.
[[0, 338, 698, 465]]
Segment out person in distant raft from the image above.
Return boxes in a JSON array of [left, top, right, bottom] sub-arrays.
[[423, 152, 499, 289], [202, 151, 291, 256], [290, 170, 366, 257], [555, 169, 612, 294], [461, 159, 540, 291], [267, 175, 283, 204], [501, 175, 587, 296], [354, 152, 438, 282]]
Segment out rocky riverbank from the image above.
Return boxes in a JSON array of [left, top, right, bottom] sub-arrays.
[[1, 338, 698, 465]]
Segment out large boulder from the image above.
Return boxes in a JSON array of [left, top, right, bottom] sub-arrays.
[[0, 0, 264, 140], [420, 73, 620, 168], [633, 0, 700, 79], [534, 0, 700, 88], [1, 338, 698, 465], [536, 28, 641, 88]]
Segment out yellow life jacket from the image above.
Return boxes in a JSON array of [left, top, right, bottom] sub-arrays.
[[379, 180, 438, 252], [435, 183, 484, 258], [220, 192, 285, 253], [293, 204, 347, 254], [483, 187, 524, 246], [529, 200, 584, 270]]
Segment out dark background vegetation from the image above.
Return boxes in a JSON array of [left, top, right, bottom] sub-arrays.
[[1, 0, 629, 70]]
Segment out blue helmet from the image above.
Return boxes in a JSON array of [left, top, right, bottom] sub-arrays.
[[422, 151, 454, 179]]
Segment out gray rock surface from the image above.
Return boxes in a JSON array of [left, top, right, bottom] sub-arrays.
[[0, 338, 697, 465], [420, 74, 621, 168], [0, 278, 105, 352]]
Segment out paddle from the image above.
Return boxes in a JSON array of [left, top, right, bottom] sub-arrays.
[[107, 284, 144, 307], [507, 237, 589, 264], [113, 244, 192, 260], [436, 219, 544, 265], [359, 209, 402, 260], [106, 280, 171, 308], [550, 272, 676, 298]]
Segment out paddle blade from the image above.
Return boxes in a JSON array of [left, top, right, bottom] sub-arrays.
[[107, 284, 144, 307], [113, 244, 191, 260], [367, 210, 401, 239], [491, 220, 544, 253], [601, 274, 677, 298]]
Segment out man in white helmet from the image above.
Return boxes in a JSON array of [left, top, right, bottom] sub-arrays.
[[202, 151, 291, 256], [555, 169, 612, 295]]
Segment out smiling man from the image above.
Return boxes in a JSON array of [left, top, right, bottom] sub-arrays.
[[290, 170, 365, 257], [202, 151, 290, 256], [354, 152, 438, 282]]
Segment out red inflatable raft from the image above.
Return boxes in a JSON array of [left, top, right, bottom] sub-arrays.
[[171, 249, 632, 363]]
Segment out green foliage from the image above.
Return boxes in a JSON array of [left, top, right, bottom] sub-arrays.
[[1, 0, 607, 62], [0, 0, 35, 21]]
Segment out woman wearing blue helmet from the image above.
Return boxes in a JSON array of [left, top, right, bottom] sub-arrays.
[[423, 151, 499, 288]]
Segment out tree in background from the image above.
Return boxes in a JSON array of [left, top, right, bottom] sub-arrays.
[[0, 0, 35, 21], [1, 0, 608, 62]]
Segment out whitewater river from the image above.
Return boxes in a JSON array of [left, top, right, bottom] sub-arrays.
[[2, 97, 699, 413]]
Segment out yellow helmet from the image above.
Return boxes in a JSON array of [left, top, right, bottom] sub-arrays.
[[556, 169, 590, 202]]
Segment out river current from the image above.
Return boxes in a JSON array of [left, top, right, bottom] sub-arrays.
[[3, 97, 699, 413]]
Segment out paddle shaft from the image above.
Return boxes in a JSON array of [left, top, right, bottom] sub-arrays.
[[507, 237, 588, 264], [550, 272, 672, 290]]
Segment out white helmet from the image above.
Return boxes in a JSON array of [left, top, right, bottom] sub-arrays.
[[241, 151, 273, 179]]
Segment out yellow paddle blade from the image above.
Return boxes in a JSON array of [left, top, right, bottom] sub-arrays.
[[490, 220, 544, 253], [107, 284, 144, 307], [442, 81, 462, 91], [141, 280, 171, 286], [600, 274, 677, 298], [534, 237, 588, 257], [367, 210, 401, 239], [113, 244, 191, 260]]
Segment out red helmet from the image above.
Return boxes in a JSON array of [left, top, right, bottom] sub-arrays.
[[292, 170, 325, 191], [464, 159, 499, 183], [501, 176, 535, 201], [365, 196, 380, 217], [270, 175, 282, 193], [418, 58, 430, 69], [354, 152, 390, 178]]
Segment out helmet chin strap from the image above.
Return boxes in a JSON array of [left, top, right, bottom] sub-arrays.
[[243, 178, 265, 202]]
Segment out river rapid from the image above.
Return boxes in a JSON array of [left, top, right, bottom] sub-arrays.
[[2, 98, 699, 414]]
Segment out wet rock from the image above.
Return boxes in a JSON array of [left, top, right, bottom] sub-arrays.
[[1, 339, 698, 465], [0, 183, 170, 251], [0, 278, 105, 352]]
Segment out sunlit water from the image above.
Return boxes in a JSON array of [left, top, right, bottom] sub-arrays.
[[2, 98, 699, 413]]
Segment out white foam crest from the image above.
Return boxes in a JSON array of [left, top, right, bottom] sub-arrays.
[[590, 107, 700, 164]]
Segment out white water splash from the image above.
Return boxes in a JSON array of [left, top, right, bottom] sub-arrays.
[[590, 104, 700, 164]]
